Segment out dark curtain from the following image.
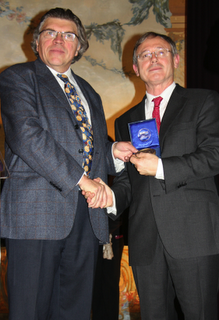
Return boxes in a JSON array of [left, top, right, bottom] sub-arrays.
[[187, 0, 219, 92], [187, 4, 219, 319]]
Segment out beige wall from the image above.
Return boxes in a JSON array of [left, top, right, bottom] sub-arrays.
[[0, 0, 186, 145]]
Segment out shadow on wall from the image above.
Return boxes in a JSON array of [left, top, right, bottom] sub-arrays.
[[0, 11, 45, 73], [106, 34, 146, 140], [21, 10, 48, 63]]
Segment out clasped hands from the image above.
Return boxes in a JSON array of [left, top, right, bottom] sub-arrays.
[[79, 142, 159, 209], [79, 176, 113, 208], [78, 141, 137, 208]]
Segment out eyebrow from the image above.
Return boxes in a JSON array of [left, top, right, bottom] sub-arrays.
[[141, 47, 167, 52], [42, 28, 76, 33]]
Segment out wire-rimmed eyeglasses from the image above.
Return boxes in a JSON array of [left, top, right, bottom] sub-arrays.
[[39, 29, 79, 42], [137, 48, 172, 61]]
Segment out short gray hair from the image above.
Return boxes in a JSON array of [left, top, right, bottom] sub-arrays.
[[31, 7, 89, 64], [133, 32, 178, 66]]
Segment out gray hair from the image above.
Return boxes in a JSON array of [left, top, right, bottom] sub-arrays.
[[31, 7, 89, 64], [133, 32, 178, 66]]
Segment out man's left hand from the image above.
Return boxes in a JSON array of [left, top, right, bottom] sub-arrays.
[[130, 152, 159, 176], [113, 141, 138, 162]]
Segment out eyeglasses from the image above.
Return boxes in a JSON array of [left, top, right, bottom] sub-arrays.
[[39, 29, 79, 42], [137, 48, 172, 61]]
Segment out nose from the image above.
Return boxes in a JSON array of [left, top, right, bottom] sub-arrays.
[[151, 52, 158, 63], [53, 32, 64, 42]]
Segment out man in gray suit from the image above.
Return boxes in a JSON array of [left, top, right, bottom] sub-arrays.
[[89, 32, 219, 319], [0, 8, 136, 320]]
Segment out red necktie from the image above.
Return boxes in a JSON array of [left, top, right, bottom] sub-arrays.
[[152, 96, 163, 134]]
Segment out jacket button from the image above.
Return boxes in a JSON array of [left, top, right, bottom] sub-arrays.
[[78, 149, 83, 153]]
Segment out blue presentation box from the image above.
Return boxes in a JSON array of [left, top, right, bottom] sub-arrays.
[[128, 119, 160, 157]]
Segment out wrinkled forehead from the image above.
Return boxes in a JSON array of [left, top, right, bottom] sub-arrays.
[[138, 36, 171, 53], [39, 17, 77, 33]]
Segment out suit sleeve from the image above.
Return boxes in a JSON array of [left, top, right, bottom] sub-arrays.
[[162, 90, 219, 193], [110, 118, 132, 219]]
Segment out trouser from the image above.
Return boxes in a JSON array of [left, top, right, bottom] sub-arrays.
[[6, 192, 99, 320], [132, 236, 219, 320]]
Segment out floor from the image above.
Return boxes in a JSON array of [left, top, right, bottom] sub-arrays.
[[0, 292, 141, 320], [0, 315, 140, 320], [0, 313, 141, 320]]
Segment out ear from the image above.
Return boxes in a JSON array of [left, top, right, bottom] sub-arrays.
[[174, 54, 180, 69], [75, 44, 81, 57], [36, 40, 39, 53], [133, 63, 139, 77]]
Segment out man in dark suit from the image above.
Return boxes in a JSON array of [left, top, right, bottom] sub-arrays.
[[89, 32, 219, 319], [0, 8, 136, 320]]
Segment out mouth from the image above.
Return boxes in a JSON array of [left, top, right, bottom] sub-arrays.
[[148, 65, 162, 72], [49, 46, 65, 54]]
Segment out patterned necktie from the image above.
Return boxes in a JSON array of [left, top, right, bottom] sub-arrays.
[[57, 74, 93, 176], [152, 96, 163, 134]]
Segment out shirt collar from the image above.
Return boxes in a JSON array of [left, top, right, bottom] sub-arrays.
[[46, 66, 73, 80], [146, 82, 176, 104]]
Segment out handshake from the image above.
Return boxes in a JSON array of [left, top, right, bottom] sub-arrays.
[[79, 176, 113, 209], [78, 141, 137, 209]]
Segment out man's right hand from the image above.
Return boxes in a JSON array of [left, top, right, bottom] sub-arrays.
[[80, 176, 113, 208], [78, 175, 107, 208]]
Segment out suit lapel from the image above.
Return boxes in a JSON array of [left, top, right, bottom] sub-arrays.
[[129, 96, 146, 122], [117, 97, 146, 141], [34, 58, 73, 114], [160, 85, 188, 149]]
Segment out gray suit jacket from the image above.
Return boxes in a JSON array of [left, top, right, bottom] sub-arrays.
[[111, 84, 219, 265], [0, 58, 116, 242]]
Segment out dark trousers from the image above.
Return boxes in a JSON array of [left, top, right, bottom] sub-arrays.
[[132, 236, 219, 320], [6, 192, 99, 320]]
